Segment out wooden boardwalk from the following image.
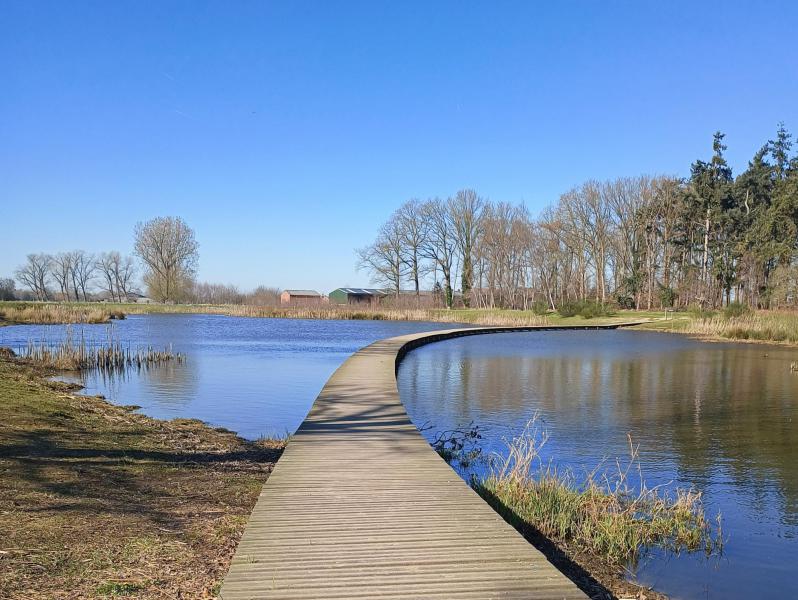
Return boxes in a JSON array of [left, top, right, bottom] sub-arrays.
[[221, 325, 635, 599]]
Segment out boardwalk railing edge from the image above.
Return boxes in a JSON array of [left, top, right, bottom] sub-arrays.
[[394, 321, 645, 371]]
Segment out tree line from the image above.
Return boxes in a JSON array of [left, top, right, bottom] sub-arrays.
[[358, 125, 798, 310], [5, 215, 285, 306], [13, 250, 138, 302], [8, 216, 197, 303]]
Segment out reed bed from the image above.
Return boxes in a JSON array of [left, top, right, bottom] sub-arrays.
[[677, 310, 798, 343], [124, 303, 551, 326], [0, 302, 122, 325], [20, 328, 183, 371], [1, 301, 569, 327], [473, 419, 722, 571]]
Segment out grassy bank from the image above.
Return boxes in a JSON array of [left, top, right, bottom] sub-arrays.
[[438, 421, 722, 599], [0, 355, 283, 599], [640, 309, 798, 344]]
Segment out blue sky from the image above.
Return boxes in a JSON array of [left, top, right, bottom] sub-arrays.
[[2, 1, 797, 293]]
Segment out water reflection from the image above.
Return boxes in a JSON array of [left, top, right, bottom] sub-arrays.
[[397, 330, 798, 600]]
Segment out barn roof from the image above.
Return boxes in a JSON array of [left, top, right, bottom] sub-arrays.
[[284, 290, 323, 297], [333, 288, 389, 296]]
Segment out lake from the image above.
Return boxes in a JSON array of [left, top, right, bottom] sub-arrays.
[[397, 329, 798, 600], [0, 313, 464, 439], [2, 315, 795, 598]]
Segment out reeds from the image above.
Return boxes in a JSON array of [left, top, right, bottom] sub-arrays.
[[2, 301, 554, 326], [473, 418, 722, 569], [678, 310, 798, 343], [200, 304, 550, 326], [20, 326, 183, 371], [0, 302, 121, 325], [120, 303, 551, 325]]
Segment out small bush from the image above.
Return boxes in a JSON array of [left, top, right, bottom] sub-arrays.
[[97, 582, 143, 596], [580, 301, 615, 319], [531, 300, 549, 316], [688, 305, 716, 320], [557, 301, 580, 317], [557, 301, 615, 319], [616, 295, 636, 309], [723, 301, 750, 318]]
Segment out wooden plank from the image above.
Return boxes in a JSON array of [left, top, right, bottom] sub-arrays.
[[221, 324, 638, 599]]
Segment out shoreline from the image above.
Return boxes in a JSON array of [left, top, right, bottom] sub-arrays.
[[0, 355, 284, 599], [4, 300, 798, 351], [637, 322, 798, 349]]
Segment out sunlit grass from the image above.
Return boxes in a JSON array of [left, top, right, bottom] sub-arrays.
[[675, 311, 798, 343], [0, 302, 122, 325], [19, 326, 183, 371], [472, 419, 722, 570]]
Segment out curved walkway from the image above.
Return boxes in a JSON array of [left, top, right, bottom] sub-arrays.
[[221, 324, 639, 599]]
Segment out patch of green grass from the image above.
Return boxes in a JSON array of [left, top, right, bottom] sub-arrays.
[[97, 582, 144, 596]]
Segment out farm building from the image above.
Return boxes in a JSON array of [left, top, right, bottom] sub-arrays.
[[328, 288, 390, 305], [280, 290, 326, 306]]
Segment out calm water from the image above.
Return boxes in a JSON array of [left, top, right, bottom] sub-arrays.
[[397, 330, 798, 600], [3, 317, 795, 598], [0, 313, 463, 439]]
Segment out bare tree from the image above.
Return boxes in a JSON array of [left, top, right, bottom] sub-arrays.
[[0, 277, 16, 301], [96, 252, 137, 301], [244, 286, 281, 306], [116, 254, 137, 299], [448, 189, 485, 307], [70, 250, 96, 301], [15, 254, 51, 300], [50, 252, 76, 301], [395, 199, 429, 301], [421, 198, 457, 308], [357, 217, 406, 296], [134, 217, 199, 302], [96, 252, 119, 301], [189, 282, 244, 304]]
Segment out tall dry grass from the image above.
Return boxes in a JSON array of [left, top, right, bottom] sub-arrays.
[[20, 327, 183, 371], [0, 303, 122, 325], [473, 419, 722, 569], [679, 310, 798, 343], [122, 303, 551, 326]]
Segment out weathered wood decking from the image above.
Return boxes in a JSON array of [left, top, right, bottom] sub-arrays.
[[221, 325, 636, 599]]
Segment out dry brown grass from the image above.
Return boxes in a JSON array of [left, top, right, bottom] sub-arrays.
[[119, 302, 551, 326], [20, 327, 183, 371], [0, 357, 283, 599], [5, 301, 662, 328], [674, 310, 798, 344], [0, 303, 122, 325]]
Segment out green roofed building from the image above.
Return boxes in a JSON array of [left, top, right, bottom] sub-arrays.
[[328, 288, 390, 305]]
